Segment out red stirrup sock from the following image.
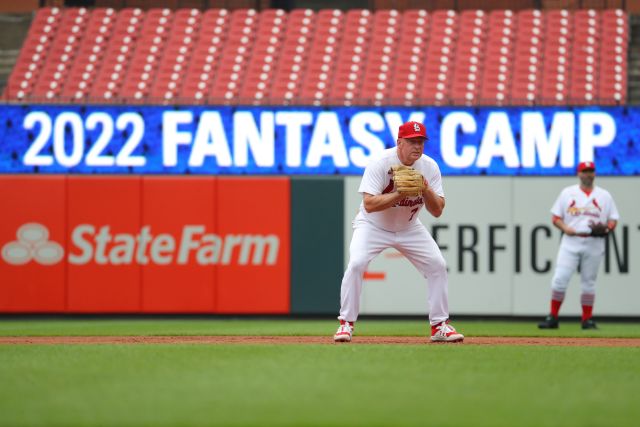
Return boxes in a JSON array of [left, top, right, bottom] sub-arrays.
[[581, 293, 595, 322], [550, 290, 565, 318]]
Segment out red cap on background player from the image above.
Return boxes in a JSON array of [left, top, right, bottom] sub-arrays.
[[577, 161, 596, 173], [398, 121, 428, 140]]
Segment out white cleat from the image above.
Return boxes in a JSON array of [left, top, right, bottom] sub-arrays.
[[333, 320, 354, 342], [430, 320, 464, 343]]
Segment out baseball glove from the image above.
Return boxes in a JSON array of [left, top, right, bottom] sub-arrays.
[[589, 222, 609, 237], [392, 165, 426, 197]]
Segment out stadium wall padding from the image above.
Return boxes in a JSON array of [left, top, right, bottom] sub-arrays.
[[2, 175, 638, 316], [290, 177, 343, 314], [0, 175, 291, 313]]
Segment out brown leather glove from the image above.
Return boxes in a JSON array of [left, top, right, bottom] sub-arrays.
[[392, 165, 426, 197], [589, 222, 610, 237]]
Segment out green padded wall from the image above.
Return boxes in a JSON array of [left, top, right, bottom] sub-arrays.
[[290, 177, 344, 314]]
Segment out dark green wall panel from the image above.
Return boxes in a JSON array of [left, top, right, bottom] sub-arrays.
[[290, 177, 344, 314]]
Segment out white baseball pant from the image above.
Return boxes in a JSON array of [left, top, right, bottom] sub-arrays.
[[551, 237, 605, 295], [338, 220, 449, 325]]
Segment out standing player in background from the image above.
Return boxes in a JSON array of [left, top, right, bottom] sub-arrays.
[[539, 161, 620, 330], [333, 121, 463, 343]]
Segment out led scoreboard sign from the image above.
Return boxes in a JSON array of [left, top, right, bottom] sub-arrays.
[[0, 106, 637, 175]]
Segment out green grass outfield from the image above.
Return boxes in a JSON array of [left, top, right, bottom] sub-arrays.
[[0, 318, 638, 427]]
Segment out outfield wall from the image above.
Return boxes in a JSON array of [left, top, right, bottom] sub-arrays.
[[0, 175, 637, 316]]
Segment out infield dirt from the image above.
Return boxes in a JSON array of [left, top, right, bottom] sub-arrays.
[[0, 336, 639, 346]]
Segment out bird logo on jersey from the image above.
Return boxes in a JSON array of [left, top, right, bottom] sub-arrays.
[[567, 199, 602, 218]]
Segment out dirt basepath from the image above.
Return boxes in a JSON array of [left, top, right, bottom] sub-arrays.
[[0, 336, 639, 347]]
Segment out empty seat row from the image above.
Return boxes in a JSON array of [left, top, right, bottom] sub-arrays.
[[3, 7, 629, 106]]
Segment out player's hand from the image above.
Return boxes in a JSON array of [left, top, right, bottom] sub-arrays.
[[564, 227, 577, 236]]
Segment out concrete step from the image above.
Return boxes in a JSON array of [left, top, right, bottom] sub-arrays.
[[0, 49, 20, 78], [0, 57, 19, 66], [0, 14, 31, 51]]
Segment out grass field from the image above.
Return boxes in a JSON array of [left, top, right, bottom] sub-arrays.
[[0, 318, 638, 427]]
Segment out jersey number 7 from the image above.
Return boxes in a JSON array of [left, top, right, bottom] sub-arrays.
[[409, 207, 419, 221]]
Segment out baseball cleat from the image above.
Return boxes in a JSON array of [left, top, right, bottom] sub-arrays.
[[538, 315, 559, 329], [333, 320, 354, 342], [430, 320, 464, 343], [581, 319, 598, 330]]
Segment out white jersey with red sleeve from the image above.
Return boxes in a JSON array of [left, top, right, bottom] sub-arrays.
[[551, 184, 620, 235], [355, 147, 444, 232]]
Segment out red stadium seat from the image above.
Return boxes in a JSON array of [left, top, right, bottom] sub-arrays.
[[61, 8, 117, 101], [237, 9, 287, 105], [418, 10, 457, 105], [89, 8, 144, 102], [208, 9, 258, 104], [30, 8, 90, 101], [268, 9, 313, 105], [479, 9, 515, 105], [388, 10, 428, 105], [449, 10, 487, 105], [298, 9, 343, 105], [357, 9, 400, 106]]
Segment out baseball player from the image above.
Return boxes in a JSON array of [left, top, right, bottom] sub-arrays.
[[333, 121, 464, 343], [538, 161, 619, 330]]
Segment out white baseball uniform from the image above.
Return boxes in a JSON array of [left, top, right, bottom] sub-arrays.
[[550, 184, 620, 295], [338, 147, 450, 326]]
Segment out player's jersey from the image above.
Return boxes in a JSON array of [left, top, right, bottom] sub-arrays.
[[355, 147, 444, 232], [551, 184, 620, 235]]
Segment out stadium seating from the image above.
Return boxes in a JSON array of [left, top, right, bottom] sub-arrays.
[[479, 9, 514, 106], [510, 9, 543, 105], [268, 8, 313, 105], [179, 8, 229, 103], [298, 9, 343, 105], [389, 9, 428, 106], [2, 7, 630, 106]]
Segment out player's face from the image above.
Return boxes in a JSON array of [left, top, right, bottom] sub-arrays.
[[579, 169, 595, 187], [397, 137, 426, 165]]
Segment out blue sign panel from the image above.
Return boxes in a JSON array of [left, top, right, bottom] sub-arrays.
[[0, 105, 638, 175]]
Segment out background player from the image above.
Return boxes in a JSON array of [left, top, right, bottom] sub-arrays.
[[538, 161, 620, 330], [333, 121, 463, 343]]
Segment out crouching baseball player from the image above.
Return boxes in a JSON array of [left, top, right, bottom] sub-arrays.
[[334, 121, 464, 343], [538, 161, 620, 330]]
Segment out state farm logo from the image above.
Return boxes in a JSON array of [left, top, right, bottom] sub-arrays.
[[2, 224, 279, 266], [1, 223, 64, 265]]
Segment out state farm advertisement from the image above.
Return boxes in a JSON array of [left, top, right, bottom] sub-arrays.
[[0, 176, 290, 313]]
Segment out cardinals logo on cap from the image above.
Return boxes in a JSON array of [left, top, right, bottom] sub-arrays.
[[398, 121, 428, 139]]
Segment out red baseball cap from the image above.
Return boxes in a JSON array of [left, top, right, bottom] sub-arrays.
[[577, 161, 596, 172], [398, 121, 428, 140]]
